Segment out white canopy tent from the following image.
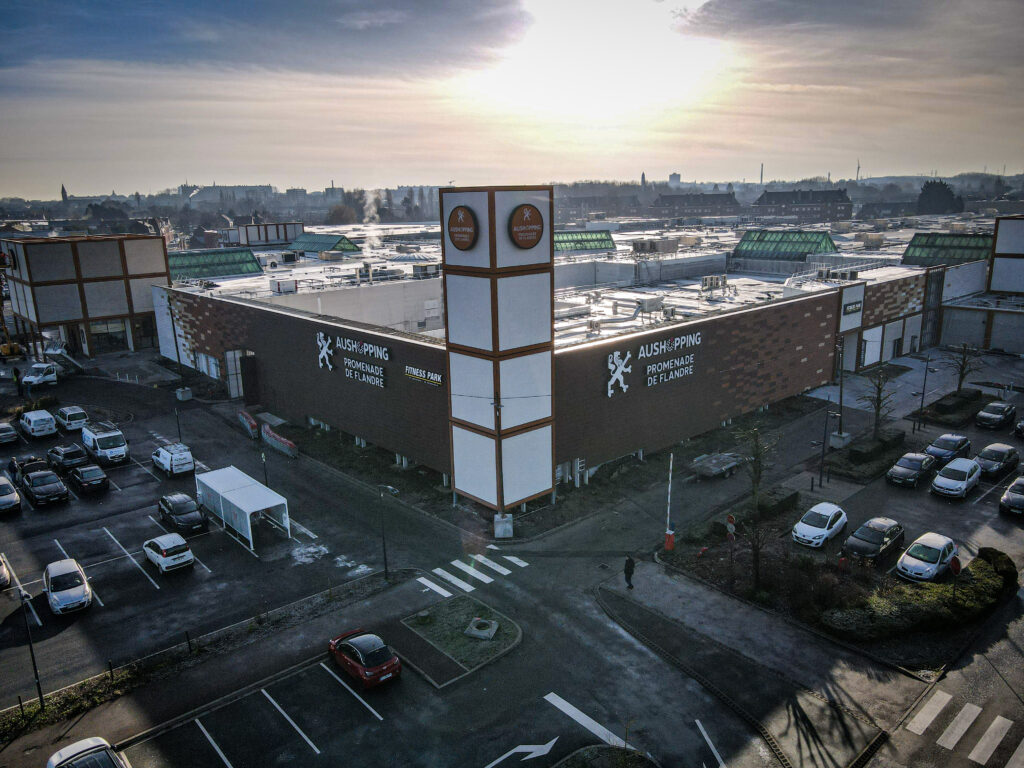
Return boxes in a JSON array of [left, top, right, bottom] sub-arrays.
[[195, 466, 289, 552]]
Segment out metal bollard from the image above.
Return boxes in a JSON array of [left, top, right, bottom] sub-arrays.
[[18, 695, 24, 716], [108, 660, 114, 682]]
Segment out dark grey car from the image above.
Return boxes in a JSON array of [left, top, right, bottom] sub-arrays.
[[974, 443, 1020, 478]]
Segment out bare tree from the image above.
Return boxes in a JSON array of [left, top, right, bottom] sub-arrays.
[[941, 343, 982, 394], [857, 367, 897, 439], [741, 428, 777, 592]]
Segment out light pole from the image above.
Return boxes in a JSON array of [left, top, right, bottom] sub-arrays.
[[836, 342, 845, 436], [261, 451, 269, 487], [819, 400, 839, 487], [174, 407, 182, 443], [378, 484, 399, 580], [20, 590, 44, 710], [919, 353, 932, 422]]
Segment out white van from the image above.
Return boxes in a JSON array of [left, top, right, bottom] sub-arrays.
[[19, 409, 57, 438], [151, 443, 195, 477], [23, 363, 59, 387], [81, 421, 130, 466]]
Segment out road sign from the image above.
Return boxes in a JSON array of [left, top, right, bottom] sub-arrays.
[[726, 514, 735, 525], [950, 556, 962, 576], [726, 532, 736, 543], [726, 523, 736, 534]]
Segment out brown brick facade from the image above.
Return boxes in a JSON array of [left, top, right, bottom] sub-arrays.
[[862, 274, 926, 327]]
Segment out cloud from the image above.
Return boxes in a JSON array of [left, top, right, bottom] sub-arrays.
[[337, 9, 409, 30]]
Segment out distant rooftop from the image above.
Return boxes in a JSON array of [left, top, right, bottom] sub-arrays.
[[901, 232, 993, 266], [288, 232, 360, 253], [734, 230, 838, 260], [169, 247, 262, 281]]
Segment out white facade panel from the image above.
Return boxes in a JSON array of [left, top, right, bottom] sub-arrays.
[[497, 273, 552, 351], [123, 238, 166, 274], [27, 242, 76, 281], [838, 283, 864, 333], [943, 260, 988, 300], [903, 314, 922, 353], [84, 279, 129, 317], [501, 426, 552, 505], [494, 190, 552, 269], [862, 325, 883, 366], [498, 352, 552, 429], [452, 426, 498, 506], [445, 275, 493, 350], [77, 240, 124, 278], [441, 191, 490, 268], [34, 284, 83, 323], [940, 309, 987, 348], [882, 319, 904, 361], [130, 277, 164, 312], [153, 287, 196, 370], [990, 258, 1024, 293], [449, 352, 495, 430], [989, 312, 1024, 353], [841, 332, 858, 371], [995, 218, 1024, 254], [20, 282, 36, 323]]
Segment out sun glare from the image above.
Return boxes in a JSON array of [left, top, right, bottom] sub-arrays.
[[442, 0, 733, 130]]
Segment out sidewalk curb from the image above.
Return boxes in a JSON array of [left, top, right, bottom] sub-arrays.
[[550, 744, 663, 768], [652, 551, 934, 684]]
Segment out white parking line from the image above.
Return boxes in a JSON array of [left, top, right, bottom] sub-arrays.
[[432, 567, 475, 592], [969, 715, 1013, 764], [1006, 736, 1024, 768], [696, 719, 726, 767], [319, 662, 384, 721], [261, 689, 320, 754], [450, 560, 494, 583], [502, 556, 529, 567], [973, 482, 1006, 505], [907, 690, 952, 734], [195, 718, 234, 768], [65, 484, 79, 501], [290, 518, 318, 540], [103, 527, 160, 590], [1, 552, 42, 626], [470, 553, 512, 575], [937, 703, 982, 749], [544, 692, 634, 749], [131, 458, 162, 481], [416, 577, 452, 597], [107, 474, 122, 492], [147, 516, 212, 573]]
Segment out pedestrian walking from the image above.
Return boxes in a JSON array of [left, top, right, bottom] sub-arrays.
[[12, 366, 21, 397], [624, 555, 635, 590]]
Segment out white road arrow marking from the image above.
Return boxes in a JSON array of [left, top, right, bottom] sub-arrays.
[[696, 720, 726, 767], [483, 737, 558, 768], [544, 693, 633, 749]]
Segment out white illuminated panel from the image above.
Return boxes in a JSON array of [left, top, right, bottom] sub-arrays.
[[838, 284, 864, 333], [446, 274, 493, 350], [497, 273, 552, 351], [441, 191, 490, 269], [452, 426, 498, 506], [862, 325, 883, 366], [501, 426, 553, 506], [449, 352, 495, 430], [498, 352, 551, 429], [494, 190, 553, 269], [995, 219, 1024, 255]]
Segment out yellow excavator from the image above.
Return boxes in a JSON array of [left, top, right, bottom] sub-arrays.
[[0, 309, 22, 358]]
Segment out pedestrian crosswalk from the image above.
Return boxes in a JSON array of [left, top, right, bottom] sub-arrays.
[[416, 551, 529, 597], [907, 689, 1024, 766]]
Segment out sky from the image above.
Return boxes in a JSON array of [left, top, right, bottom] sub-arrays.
[[1, 0, 1022, 199]]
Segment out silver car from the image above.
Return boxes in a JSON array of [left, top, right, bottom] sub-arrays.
[[43, 559, 93, 615], [0, 478, 20, 514], [0, 421, 18, 444], [47, 737, 132, 768]]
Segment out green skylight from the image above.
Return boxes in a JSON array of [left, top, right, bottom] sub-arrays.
[[169, 248, 263, 280], [902, 233, 993, 266], [733, 230, 838, 260]]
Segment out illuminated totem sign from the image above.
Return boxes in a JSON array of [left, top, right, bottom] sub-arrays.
[[441, 186, 554, 511]]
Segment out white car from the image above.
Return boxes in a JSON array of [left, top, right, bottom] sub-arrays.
[[897, 532, 958, 582], [55, 406, 89, 431], [792, 502, 848, 547], [47, 737, 132, 768], [930, 457, 981, 499], [43, 559, 93, 615], [142, 533, 195, 573]]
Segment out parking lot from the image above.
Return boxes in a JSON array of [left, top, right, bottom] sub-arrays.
[[0, 379, 392, 707]]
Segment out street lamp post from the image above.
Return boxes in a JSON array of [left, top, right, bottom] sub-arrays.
[[174, 407, 182, 443], [378, 485, 399, 581], [20, 591, 44, 710], [819, 400, 838, 487], [836, 342, 845, 436], [919, 354, 931, 424], [261, 452, 269, 487]]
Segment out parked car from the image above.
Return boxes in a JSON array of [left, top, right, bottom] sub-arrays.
[[0, 421, 19, 444], [142, 533, 195, 573], [974, 443, 1020, 478], [55, 406, 89, 432], [67, 464, 110, 495], [897, 533, 958, 582], [151, 443, 195, 477], [47, 444, 89, 475], [10, 455, 48, 486], [22, 470, 70, 506], [842, 517, 906, 564], [976, 401, 1017, 429], [0, 477, 22, 515], [1000, 478, 1024, 516], [81, 421, 129, 466], [925, 434, 971, 466], [43, 559, 93, 614], [18, 409, 57, 438], [0, 556, 9, 588], [886, 452, 937, 488], [930, 457, 982, 499], [329, 629, 402, 688], [47, 737, 131, 768], [1016, 419, 1024, 439], [157, 493, 208, 534], [791, 502, 848, 548]]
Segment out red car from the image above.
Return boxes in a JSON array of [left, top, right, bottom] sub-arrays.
[[328, 629, 401, 688]]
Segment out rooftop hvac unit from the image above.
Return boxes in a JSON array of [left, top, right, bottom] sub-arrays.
[[412, 263, 440, 279], [270, 278, 296, 294], [636, 296, 664, 313], [816, 268, 831, 279], [281, 251, 297, 264], [587, 319, 602, 332]]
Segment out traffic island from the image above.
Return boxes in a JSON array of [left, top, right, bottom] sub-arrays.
[[911, 388, 996, 428]]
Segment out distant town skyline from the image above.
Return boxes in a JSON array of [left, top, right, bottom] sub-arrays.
[[2, 0, 1022, 200]]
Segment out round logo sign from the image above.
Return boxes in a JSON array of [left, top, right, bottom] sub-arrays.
[[508, 204, 544, 250], [447, 205, 479, 251]]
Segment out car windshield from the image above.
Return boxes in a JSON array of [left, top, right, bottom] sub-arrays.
[[896, 457, 924, 470], [854, 527, 885, 545], [939, 467, 968, 481], [906, 543, 941, 564], [96, 435, 125, 449], [0, 480, 14, 494], [800, 511, 829, 528], [934, 437, 961, 450], [1011, 480, 1024, 494], [983, 405, 1007, 415], [979, 448, 1006, 461], [172, 500, 198, 515], [80, 467, 105, 480], [50, 571, 84, 591], [0, 424, 14, 433], [362, 646, 393, 667], [30, 472, 60, 486], [66, 412, 86, 421]]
